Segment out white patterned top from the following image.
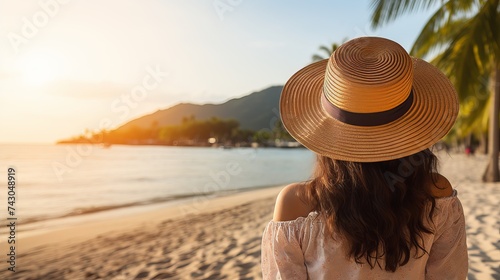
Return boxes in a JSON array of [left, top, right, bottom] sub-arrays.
[[261, 190, 468, 279]]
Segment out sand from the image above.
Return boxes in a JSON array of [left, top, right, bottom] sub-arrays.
[[0, 152, 498, 279], [438, 153, 500, 280]]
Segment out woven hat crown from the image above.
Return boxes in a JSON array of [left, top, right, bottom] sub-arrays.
[[323, 37, 413, 113], [279, 36, 458, 162]]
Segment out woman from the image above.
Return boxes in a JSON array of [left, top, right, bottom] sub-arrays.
[[261, 37, 468, 279]]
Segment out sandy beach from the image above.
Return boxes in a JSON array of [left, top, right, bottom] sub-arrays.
[[0, 152, 499, 280]]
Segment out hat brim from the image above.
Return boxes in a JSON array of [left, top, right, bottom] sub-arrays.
[[280, 58, 458, 162]]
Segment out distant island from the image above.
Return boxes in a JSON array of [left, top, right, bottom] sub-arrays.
[[57, 85, 302, 148]]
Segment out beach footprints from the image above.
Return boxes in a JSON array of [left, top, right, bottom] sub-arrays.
[[167, 199, 272, 279], [123, 199, 273, 279], [463, 188, 500, 279]]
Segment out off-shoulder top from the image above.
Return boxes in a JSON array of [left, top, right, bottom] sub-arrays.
[[261, 190, 468, 279]]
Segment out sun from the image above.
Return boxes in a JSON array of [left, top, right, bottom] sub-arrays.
[[16, 50, 67, 86]]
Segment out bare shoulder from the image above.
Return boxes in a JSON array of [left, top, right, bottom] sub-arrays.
[[427, 173, 453, 198], [273, 182, 314, 222]]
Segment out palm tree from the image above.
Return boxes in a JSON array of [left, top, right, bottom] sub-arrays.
[[312, 41, 345, 61], [432, 41, 491, 153], [370, 0, 500, 182], [453, 72, 491, 153]]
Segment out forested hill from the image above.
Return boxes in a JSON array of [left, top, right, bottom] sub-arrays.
[[116, 85, 283, 132]]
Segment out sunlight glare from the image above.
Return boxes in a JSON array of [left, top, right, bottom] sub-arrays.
[[17, 50, 68, 86]]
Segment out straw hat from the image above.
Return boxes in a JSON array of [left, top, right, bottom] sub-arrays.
[[280, 37, 458, 162]]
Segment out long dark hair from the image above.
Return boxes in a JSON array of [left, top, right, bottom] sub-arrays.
[[306, 148, 439, 272]]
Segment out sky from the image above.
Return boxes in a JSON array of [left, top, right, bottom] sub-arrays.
[[0, 0, 436, 143]]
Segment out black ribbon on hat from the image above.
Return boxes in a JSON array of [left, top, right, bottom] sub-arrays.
[[321, 90, 414, 126]]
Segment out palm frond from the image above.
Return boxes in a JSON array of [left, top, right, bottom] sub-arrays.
[[410, 8, 468, 58], [312, 54, 326, 62], [435, 1, 497, 102], [370, 0, 442, 27], [457, 91, 490, 136], [312, 42, 345, 62], [319, 46, 332, 56]]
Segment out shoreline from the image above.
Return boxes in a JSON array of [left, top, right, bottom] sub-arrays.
[[0, 183, 285, 238], [7, 185, 284, 254]]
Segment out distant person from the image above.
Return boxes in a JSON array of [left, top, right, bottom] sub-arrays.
[[261, 37, 468, 279], [465, 145, 475, 157]]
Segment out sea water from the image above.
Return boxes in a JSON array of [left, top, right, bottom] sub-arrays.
[[0, 144, 315, 230]]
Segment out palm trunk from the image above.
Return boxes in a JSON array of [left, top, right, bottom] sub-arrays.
[[466, 133, 472, 147], [483, 66, 500, 182], [479, 131, 487, 154]]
